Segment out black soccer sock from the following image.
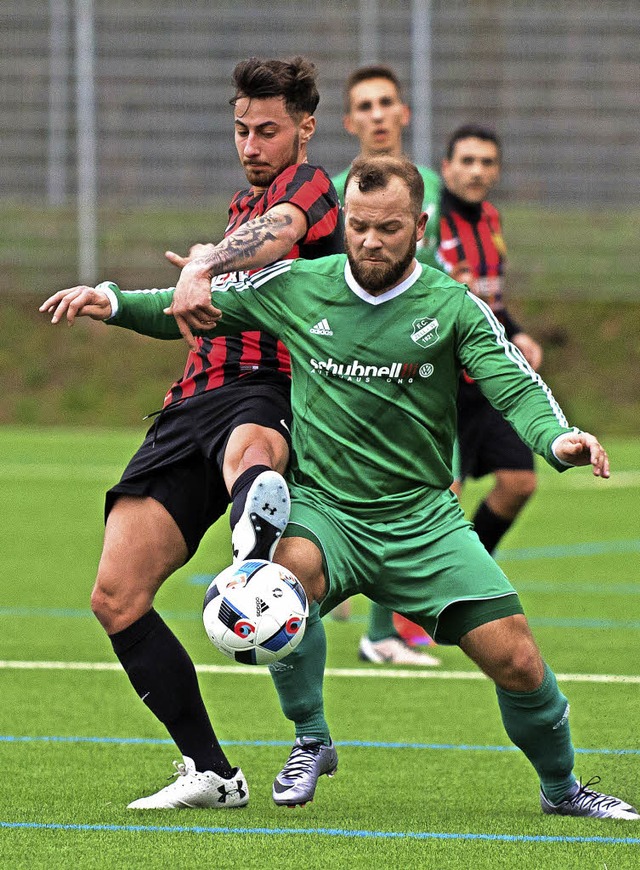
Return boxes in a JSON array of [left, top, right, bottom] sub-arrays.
[[229, 464, 272, 530], [472, 500, 512, 555], [110, 608, 234, 778]]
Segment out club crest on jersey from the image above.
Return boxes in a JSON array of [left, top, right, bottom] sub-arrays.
[[411, 317, 440, 348]]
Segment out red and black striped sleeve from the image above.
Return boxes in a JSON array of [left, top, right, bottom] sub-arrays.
[[264, 163, 342, 254]]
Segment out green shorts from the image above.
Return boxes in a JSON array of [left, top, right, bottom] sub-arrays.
[[284, 485, 523, 645]]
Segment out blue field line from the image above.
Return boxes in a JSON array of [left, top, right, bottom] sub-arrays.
[[188, 540, 640, 585], [495, 539, 640, 561], [1, 819, 638, 845], [528, 617, 640, 630], [515, 581, 640, 595], [2, 734, 639, 756]]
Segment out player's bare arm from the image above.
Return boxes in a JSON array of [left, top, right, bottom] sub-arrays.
[[39, 286, 113, 324], [164, 203, 306, 349], [553, 431, 610, 478]]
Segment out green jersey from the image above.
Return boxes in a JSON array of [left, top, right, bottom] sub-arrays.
[[331, 163, 441, 267], [103, 257, 574, 520]]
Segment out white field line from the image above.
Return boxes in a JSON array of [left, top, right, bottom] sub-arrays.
[[1, 660, 639, 684]]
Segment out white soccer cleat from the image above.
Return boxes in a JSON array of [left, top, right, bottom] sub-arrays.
[[232, 470, 290, 563], [127, 756, 249, 809], [540, 777, 639, 820], [359, 635, 440, 666]]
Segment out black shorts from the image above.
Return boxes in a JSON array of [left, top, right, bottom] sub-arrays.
[[457, 385, 534, 481], [105, 373, 292, 557]]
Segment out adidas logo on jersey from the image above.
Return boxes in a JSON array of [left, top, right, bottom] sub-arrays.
[[310, 318, 333, 336]]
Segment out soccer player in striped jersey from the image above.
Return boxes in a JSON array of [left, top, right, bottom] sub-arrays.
[[439, 125, 543, 557], [41, 57, 341, 810], [42, 155, 637, 819]]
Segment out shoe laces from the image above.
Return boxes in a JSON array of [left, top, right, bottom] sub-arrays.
[[569, 776, 620, 811], [279, 741, 323, 780], [171, 760, 189, 779]]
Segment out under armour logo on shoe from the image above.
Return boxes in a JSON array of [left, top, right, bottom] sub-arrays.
[[261, 502, 278, 516], [217, 781, 248, 803]]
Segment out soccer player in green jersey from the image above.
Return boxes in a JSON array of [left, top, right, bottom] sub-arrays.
[[331, 63, 442, 662], [41, 155, 638, 820], [332, 65, 441, 268]]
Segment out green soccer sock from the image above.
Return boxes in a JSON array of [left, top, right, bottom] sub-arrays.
[[268, 601, 330, 744], [367, 601, 397, 642], [496, 663, 577, 805]]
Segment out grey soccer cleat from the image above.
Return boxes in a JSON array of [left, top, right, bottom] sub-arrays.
[[272, 737, 338, 807], [127, 756, 249, 809], [540, 777, 639, 820], [232, 470, 290, 563]]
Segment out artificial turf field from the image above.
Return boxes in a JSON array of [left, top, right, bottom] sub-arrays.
[[0, 426, 638, 869]]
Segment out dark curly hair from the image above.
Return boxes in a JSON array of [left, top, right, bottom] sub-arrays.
[[231, 56, 320, 119]]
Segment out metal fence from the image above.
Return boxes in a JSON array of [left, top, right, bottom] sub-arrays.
[[4, 0, 639, 205], [2, 0, 639, 290]]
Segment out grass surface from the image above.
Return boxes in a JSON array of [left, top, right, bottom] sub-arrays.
[[2, 202, 638, 300], [0, 427, 639, 868], [2, 202, 639, 435]]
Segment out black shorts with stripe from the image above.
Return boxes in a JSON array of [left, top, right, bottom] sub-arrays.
[[457, 382, 534, 481], [105, 372, 292, 557]]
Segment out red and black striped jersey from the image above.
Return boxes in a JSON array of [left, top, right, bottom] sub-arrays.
[[164, 163, 343, 407], [439, 187, 521, 389], [438, 187, 520, 338], [438, 188, 506, 308]]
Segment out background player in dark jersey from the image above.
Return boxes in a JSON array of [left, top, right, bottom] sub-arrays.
[[41, 57, 342, 810], [439, 125, 543, 557]]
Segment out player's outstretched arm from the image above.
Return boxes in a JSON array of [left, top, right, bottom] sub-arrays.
[[553, 431, 610, 478], [39, 286, 112, 325], [164, 204, 304, 350]]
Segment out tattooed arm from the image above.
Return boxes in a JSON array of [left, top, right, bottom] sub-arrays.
[[165, 203, 306, 348]]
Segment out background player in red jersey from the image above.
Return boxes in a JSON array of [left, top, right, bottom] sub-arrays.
[[45, 57, 342, 810], [438, 124, 543, 555]]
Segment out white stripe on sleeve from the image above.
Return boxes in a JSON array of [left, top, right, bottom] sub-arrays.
[[466, 292, 569, 427]]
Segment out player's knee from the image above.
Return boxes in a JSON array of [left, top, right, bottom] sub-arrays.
[[495, 640, 543, 692], [494, 472, 537, 513], [91, 569, 154, 634], [515, 474, 537, 502]]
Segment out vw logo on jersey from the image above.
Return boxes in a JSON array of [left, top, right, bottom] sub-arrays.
[[419, 363, 434, 378], [411, 317, 440, 348]]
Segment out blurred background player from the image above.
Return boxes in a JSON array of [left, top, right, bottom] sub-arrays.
[[331, 65, 441, 663], [44, 57, 343, 810], [332, 64, 440, 268], [438, 124, 542, 556]]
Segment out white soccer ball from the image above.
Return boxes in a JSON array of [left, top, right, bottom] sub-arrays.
[[203, 559, 309, 665]]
